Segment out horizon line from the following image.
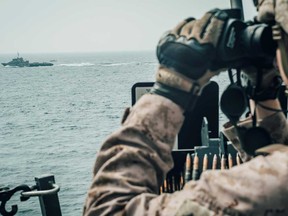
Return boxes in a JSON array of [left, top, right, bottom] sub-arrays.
[[0, 49, 155, 55]]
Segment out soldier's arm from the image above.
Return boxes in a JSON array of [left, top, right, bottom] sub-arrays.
[[83, 95, 288, 216], [84, 9, 228, 215], [83, 94, 186, 215]]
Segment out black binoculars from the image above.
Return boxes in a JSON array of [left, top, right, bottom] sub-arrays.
[[213, 9, 277, 70]]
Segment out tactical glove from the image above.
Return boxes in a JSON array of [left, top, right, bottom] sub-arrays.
[[255, 0, 288, 34], [150, 9, 228, 111], [254, 0, 288, 86]]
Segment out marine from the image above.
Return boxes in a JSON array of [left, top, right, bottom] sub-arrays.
[[83, 1, 288, 215]]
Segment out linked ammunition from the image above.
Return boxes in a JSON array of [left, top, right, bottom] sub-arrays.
[[202, 154, 208, 172], [236, 153, 242, 165], [228, 153, 233, 169], [192, 153, 199, 180], [180, 172, 184, 189], [184, 153, 192, 183], [172, 176, 176, 192], [167, 177, 171, 193], [221, 154, 226, 170], [160, 149, 242, 194], [212, 154, 218, 170], [163, 179, 168, 193]]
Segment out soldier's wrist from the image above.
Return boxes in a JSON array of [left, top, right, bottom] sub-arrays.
[[155, 67, 202, 94], [150, 67, 204, 111], [150, 82, 199, 111]]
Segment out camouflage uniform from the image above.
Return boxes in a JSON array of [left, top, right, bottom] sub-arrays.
[[83, 94, 288, 216]]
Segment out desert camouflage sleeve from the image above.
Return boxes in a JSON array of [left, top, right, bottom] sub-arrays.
[[83, 94, 288, 216]]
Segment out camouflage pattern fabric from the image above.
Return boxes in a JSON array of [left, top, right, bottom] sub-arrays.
[[83, 94, 288, 216]]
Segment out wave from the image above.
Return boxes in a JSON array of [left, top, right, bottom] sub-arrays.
[[143, 62, 158, 66], [58, 62, 95, 67], [100, 62, 136, 67], [100, 61, 157, 67], [3, 65, 21, 68]]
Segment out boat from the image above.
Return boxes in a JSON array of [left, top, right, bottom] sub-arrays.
[[1, 55, 53, 67]]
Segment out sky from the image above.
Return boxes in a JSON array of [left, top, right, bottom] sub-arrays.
[[0, 0, 257, 54]]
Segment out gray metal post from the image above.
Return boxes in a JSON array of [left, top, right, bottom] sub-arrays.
[[230, 0, 244, 20], [35, 174, 62, 216]]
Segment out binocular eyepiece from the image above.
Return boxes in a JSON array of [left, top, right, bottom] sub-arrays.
[[213, 9, 277, 70]]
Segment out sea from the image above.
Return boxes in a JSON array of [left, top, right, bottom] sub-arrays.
[[0, 51, 229, 215]]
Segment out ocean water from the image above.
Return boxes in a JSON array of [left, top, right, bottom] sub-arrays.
[[0, 51, 229, 215]]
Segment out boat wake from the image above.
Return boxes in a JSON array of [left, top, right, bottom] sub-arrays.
[[58, 63, 95, 67], [100, 62, 157, 67], [3, 65, 20, 68], [100, 62, 137, 67]]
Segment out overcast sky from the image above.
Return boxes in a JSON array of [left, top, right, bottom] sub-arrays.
[[0, 0, 257, 54]]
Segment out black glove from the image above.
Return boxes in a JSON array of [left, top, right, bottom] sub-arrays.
[[151, 9, 229, 111]]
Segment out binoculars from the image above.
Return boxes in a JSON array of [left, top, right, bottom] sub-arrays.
[[213, 9, 277, 70]]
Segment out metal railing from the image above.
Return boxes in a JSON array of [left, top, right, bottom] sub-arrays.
[[0, 174, 62, 216]]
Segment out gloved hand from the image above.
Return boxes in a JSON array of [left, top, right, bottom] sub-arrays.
[[254, 0, 288, 86], [255, 0, 288, 34], [150, 9, 228, 111]]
